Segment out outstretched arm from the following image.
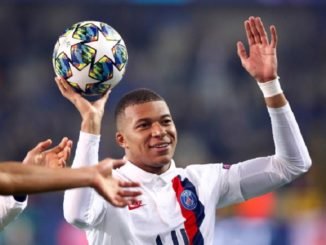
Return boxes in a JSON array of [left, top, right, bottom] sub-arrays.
[[0, 160, 140, 204]]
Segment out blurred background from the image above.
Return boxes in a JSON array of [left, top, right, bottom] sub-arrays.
[[0, 0, 325, 244]]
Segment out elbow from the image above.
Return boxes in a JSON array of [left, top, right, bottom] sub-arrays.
[[290, 156, 312, 179], [63, 207, 89, 229], [300, 154, 312, 174], [274, 153, 312, 182], [63, 195, 90, 229]]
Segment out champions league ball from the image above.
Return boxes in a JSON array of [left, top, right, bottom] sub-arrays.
[[52, 21, 128, 96]]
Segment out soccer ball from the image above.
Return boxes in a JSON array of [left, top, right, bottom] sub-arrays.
[[52, 21, 128, 96]]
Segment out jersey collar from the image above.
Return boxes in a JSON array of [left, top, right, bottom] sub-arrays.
[[118, 160, 177, 184]]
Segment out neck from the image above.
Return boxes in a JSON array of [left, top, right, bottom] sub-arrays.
[[127, 158, 172, 175]]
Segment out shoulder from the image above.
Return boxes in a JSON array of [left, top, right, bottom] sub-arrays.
[[176, 162, 239, 181], [175, 162, 224, 179]]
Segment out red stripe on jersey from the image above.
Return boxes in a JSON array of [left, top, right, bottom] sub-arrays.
[[172, 176, 198, 245]]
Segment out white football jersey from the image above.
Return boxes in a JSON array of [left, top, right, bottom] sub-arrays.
[[64, 103, 311, 245]]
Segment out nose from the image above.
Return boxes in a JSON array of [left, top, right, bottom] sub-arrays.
[[151, 122, 166, 137]]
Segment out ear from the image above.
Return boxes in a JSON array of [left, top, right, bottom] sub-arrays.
[[116, 132, 128, 149]]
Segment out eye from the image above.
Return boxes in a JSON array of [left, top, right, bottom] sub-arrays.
[[162, 118, 172, 125], [136, 122, 149, 129]]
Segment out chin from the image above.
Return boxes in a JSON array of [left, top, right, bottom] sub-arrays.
[[153, 156, 172, 166]]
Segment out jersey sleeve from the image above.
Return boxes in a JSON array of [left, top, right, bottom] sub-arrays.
[[63, 131, 107, 229], [218, 103, 311, 207], [0, 195, 27, 230]]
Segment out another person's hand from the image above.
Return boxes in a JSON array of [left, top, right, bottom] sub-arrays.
[[23, 137, 72, 168], [54, 76, 110, 134], [237, 16, 278, 82], [92, 158, 142, 207]]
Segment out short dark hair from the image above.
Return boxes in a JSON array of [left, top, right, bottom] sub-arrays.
[[114, 88, 164, 125]]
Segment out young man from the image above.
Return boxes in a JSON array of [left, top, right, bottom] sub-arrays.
[[0, 138, 141, 230], [59, 16, 311, 244]]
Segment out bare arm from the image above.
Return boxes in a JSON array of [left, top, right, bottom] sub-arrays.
[[0, 136, 140, 203], [0, 160, 141, 204], [0, 162, 97, 195]]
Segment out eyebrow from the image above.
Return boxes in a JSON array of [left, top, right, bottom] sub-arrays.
[[134, 114, 172, 124]]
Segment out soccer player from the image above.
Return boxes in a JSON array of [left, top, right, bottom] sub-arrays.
[[59, 16, 311, 244], [0, 138, 141, 230]]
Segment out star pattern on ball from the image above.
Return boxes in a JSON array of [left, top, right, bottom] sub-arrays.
[[68, 63, 99, 92], [86, 29, 119, 64], [56, 30, 84, 60]]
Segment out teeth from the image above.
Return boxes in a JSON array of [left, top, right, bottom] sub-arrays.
[[154, 143, 168, 148]]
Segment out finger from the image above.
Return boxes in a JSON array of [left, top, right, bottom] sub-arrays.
[[61, 139, 73, 161], [57, 76, 70, 90], [237, 41, 248, 64], [94, 89, 111, 109], [115, 196, 142, 207], [119, 180, 141, 188], [270, 25, 278, 48], [110, 159, 127, 169], [55, 76, 77, 98], [52, 137, 69, 154], [117, 190, 142, 198], [59, 159, 67, 168], [31, 139, 53, 153], [255, 17, 268, 45], [54, 76, 67, 94], [98, 158, 126, 169], [101, 89, 111, 100], [111, 196, 129, 207], [244, 20, 255, 46], [249, 16, 261, 44]]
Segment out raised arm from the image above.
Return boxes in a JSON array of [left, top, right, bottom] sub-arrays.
[[55, 77, 141, 228], [218, 17, 311, 207]]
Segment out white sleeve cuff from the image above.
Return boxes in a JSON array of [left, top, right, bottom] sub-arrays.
[[79, 131, 101, 143], [267, 102, 291, 114]]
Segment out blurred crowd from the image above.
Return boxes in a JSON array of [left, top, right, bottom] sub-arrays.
[[0, 2, 325, 245]]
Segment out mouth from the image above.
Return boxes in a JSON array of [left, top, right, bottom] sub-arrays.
[[149, 142, 170, 149]]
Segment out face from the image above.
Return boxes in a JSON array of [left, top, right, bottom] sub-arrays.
[[116, 101, 177, 174]]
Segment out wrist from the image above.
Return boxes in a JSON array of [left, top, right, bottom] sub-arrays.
[[81, 117, 102, 134], [257, 76, 283, 98], [90, 165, 101, 189]]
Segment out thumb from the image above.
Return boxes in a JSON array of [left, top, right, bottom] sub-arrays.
[[99, 158, 127, 170], [111, 158, 127, 169], [237, 41, 248, 62], [94, 89, 111, 109]]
